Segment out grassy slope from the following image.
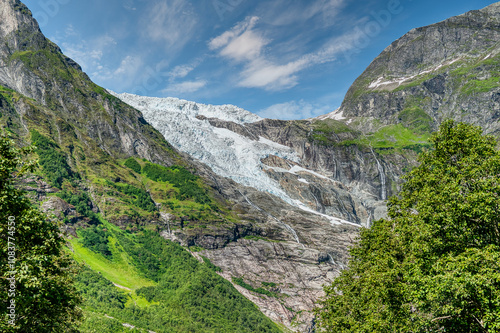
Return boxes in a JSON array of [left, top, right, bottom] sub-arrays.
[[68, 220, 282, 333]]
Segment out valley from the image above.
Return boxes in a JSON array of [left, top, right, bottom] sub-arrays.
[[0, 0, 499, 332]]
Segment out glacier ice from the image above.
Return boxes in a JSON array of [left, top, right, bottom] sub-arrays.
[[110, 91, 360, 227], [109, 91, 300, 202]]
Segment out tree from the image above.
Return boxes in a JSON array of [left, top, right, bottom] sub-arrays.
[[316, 121, 500, 332], [0, 133, 82, 332]]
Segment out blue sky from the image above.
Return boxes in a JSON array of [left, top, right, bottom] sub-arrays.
[[22, 0, 497, 119]]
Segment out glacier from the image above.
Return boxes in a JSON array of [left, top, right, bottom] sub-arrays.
[[109, 92, 300, 200], [110, 91, 356, 227]]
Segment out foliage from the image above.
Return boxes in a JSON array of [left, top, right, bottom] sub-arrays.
[[73, 228, 282, 333], [143, 163, 211, 204], [462, 76, 500, 95], [308, 119, 355, 145], [79, 312, 144, 333], [124, 157, 141, 174], [75, 266, 127, 310], [78, 225, 112, 257], [57, 189, 99, 223], [342, 123, 431, 153], [106, 181, 156, 212], [0, 133, 82, 332], [232, 277, 278, 298], [200, 255, 222, 272], [397, 106, 432, 134], [31, 130, 77, 187], [316, 121, 500, 332]]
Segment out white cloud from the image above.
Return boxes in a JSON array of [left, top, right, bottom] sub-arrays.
[[168, 63, 199, 80], [209, 17, 269, 63], [209, 13, 362, 91], [259, 100, 333, 120], [238, 58, 308, 90], [209, 17, 259, 49], [113, 56, 142, 76], [163, 80, 207, 95], [90, 55, 143, 85], [219, 28, 268, 62]]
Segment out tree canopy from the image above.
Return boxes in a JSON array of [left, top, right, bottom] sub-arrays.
[[0, 134, 81, 332], [316, 120, 500, 332]]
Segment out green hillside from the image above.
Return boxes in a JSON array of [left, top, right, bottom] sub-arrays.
[[70, 221, 280, 333]]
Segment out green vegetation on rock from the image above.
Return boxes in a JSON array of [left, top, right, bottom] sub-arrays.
[[143, 163, 211, 205], [31, 130, 78, 188], [308, 119, 356, 145], [78, 225, 112, 257], [342, 124, 431, 153], [232, 277, 280, 298], [124, 157, 142, 174], [57, 189, 99, 223]]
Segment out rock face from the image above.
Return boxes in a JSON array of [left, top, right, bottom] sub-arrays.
[[114, 93, 413, 227], [339, 2, 500, 135], [0, 0, 177, 165]]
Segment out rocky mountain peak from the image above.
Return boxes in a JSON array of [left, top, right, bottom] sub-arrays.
[[0, 0, 36, 38], [338, 1, 500, 135]]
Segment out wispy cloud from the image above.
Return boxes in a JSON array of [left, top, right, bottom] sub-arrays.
[[209, 14, 361, 91], [239, 58, 308, 90], [141, 0, 198, 52], [163, 80, 207, 95], [258, 0, 345, 26], [209, 17, 268, 62], [259, 100, 333, 120], [169, 64, 195, 80], [123, 0, 137, 11], [59, 33, 116, 72]]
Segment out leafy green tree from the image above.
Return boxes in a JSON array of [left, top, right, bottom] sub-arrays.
[[0, 134, 82, 332], [316, 120, 500, 332]]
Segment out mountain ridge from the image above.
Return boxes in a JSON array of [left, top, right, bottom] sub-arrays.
[[0, 1, 360, 331]]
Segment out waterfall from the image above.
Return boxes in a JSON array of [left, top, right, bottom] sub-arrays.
[[239, 190, 302, 245], [370, 148, 387, 200]]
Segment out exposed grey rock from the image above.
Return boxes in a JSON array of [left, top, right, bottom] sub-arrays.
[[339, 2, 500, 135]]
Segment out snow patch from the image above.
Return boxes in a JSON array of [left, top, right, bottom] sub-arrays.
[[315, 108, 345, 121], [289, 165, 331, 181], [367, 57, 463, 89], [293, 200, 361, 228]]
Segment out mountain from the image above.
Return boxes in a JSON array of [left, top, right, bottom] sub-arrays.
[[111, 2, 499, 330], [0, 1, 359, 331], [111, 92, 389, 226], [338, 2, 500, 135], [1, 0, 499, 331]]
